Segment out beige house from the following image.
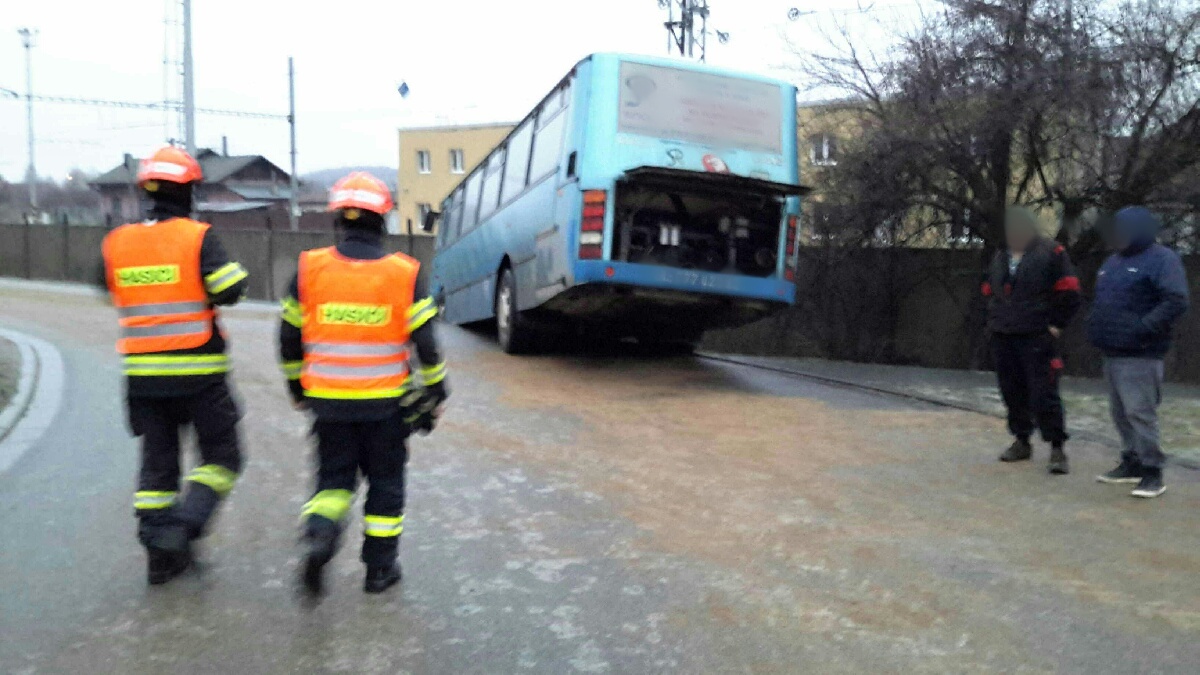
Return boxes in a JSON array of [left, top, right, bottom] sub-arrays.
[[396, 122, 515, 234]]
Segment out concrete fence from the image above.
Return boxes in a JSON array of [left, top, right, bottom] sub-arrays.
[[0, 223, 435, 302], [703, 247, 1200, 384], [5, 224, 1197, 383]]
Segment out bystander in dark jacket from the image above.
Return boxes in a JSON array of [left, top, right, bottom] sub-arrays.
[[1088, 206, 1189, 498], [984, 207, 1082, 473], [984, 238, 1082, 336]]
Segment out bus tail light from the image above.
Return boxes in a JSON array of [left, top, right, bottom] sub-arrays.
[[784, 215, 799, 281], [580, 190, 607, 259]]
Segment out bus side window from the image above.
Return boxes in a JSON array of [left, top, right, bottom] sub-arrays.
[[501, 119, 535, 203], [445, 188, 464, 243], [479, 148, 506, 220], [437, 195, 454, 249], [529, 84, 570, 183], [460, 171, 483, 235]]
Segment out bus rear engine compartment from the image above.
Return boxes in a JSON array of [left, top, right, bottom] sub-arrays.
[[612, 181, 783, 278]]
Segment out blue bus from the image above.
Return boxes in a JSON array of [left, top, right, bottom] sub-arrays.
[[427, 53, 808, 352]]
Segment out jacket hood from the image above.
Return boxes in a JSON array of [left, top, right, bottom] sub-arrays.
[[1113, 206, 1160, 252]]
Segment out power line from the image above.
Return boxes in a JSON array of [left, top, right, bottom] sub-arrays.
[[788, 1, 924, 20], [0, 89, 286, 119]]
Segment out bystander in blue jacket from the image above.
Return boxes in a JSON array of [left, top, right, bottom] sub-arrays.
[[1088, 206, 1190, 498]]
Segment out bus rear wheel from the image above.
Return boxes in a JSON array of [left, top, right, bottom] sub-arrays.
[[496, 269, 537, 354]]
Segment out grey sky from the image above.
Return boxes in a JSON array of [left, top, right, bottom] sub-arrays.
[[0, 0, 914, 181]]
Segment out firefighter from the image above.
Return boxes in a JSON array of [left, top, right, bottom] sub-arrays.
[[101, 145, 249, 584], [278, 171, 448, 595]]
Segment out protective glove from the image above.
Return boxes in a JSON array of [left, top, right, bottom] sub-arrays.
[[287, 380, 307, 410], [400, 381, 448, 435]]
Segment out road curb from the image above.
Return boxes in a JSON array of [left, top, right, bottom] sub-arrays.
[[699, 352, 1200, 471], [0, 334, 37, 443], [0, 328, 66, 475]]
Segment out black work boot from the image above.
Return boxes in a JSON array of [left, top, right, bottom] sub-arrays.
[[1131, 467, 1166, 499], [175, 483, 221, 541], [1097, 457, 1143, 484], [300, 517, 341, 596], [1048, 445, 1069, 475], [363, 562, 402, 594], [999, 438, 1033, 462], [145, 524, 192, 585]]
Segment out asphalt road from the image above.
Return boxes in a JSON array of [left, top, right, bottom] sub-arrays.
[[1, 283, 1198, 674]]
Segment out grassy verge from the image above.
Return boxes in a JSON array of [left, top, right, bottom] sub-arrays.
[[0, 336, 19, 414], [1062, 392, 1200, 466]]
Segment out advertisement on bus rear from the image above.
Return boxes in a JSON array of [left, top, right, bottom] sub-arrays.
[[617, 62, 784, 155]]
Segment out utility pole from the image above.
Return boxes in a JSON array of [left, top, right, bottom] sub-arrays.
[[288, 57, 299, 231], [661, 1, 726, 62], [182, 0, 196, 154], [18, 28, 38, 210]]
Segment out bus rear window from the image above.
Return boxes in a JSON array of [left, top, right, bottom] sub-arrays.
[[617, 62, 783, 154]]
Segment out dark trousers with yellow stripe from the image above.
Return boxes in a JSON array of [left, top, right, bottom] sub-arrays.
[[305, 409, 408, 568], [130, 379, 242, 545]]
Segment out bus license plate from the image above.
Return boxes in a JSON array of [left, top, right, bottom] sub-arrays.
[[660, 269, 735, 291]]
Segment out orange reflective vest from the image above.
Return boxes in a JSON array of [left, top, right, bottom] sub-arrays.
[[103, 218, 215, 355], [298, 247, 419, 400]]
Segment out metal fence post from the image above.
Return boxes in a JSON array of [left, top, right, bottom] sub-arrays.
[[23, 219, 32, 279], [267, 220, 276, 302], [61, 218, 69, 280]]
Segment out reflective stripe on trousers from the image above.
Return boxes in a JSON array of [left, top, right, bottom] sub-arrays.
[[186, 464, 239, 496], [363, 514, 404, 538], [302, 489, 354, 522], [134, 490, 178, 510]]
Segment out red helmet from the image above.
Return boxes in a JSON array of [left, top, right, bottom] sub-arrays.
[[328, 172, 394, 215], [137, 145, 203, 185]]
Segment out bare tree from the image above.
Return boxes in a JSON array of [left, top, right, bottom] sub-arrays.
[[740, 0, 1200, 366], [793, 0, 1200, 251], [1029, 0, 1200, 249]]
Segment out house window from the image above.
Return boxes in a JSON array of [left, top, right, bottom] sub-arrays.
[[417, 150, 431, 174], [809, 134, 838, 166], [450, 149, 465, 174], [417, 202, 432, 222]]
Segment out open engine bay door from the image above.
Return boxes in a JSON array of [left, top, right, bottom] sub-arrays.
[[621, 166, 812, 199]]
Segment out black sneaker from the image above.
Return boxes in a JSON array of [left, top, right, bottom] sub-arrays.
[[999, 439, 1032, 462], [1096, 459, 1142, 484], [1131, 468, 1166, 499], [364, 563, 402, 594]]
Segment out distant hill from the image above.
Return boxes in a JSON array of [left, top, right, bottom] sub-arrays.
[[301, 166, 397, 189]]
